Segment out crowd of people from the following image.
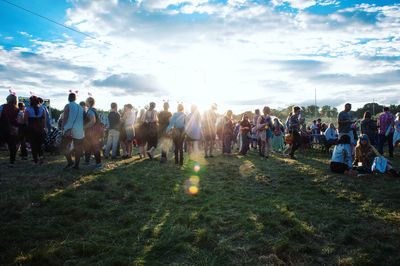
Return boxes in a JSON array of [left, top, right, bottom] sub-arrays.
[[0, 93, 399, 176]]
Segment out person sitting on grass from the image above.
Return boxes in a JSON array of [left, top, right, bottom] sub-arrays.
[[330, 135, 355, 175], [353, 134, 399, 177], [324, 123, 338, 150]]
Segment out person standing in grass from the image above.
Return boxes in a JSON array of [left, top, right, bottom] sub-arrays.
[[158, 101, 172, 163], [120, 104, 136, 159], [377, 106, 395, 158], [105, 102, 120, 159], [271, 117, 285, 153], [25, 96, 46, 165], [135, 108, 147, 159], [142, 102, 158, 159], [288, 106, 302, 160], [84, 97, 102, 169], [251, 109, 260, 149], [17, 102, 28, 160], [202, 103, 218, 158], [222, 110, 234, 155], [0, 94, 19, 167], [62, 93, 84, 169], [393, 113, 400, 152], [338, 103, 355, 148], [167, 103, 186, 165], [257, 106, 273, 159], [361, 111, 378, 147], [239, 113, 251, 155], [185, 105, 202, 155]]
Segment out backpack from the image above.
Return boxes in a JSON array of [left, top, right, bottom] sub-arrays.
[[371, 156, 388, 173], [87, 108, 105, 140]]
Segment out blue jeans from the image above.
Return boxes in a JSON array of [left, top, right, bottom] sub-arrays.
[[105, 129, 120, 158]]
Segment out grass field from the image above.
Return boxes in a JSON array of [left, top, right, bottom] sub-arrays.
[[1, 147, 400, 265]]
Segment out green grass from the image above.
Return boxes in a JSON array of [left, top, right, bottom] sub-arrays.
[[0, 147, 400, 265]]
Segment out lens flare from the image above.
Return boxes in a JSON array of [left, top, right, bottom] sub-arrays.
[[189, 175, 200, 185], [194, 163, 201, 172], [189, 185, 199, 195]]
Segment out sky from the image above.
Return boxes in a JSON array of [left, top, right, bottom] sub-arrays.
[[0, 0, 399, 113]]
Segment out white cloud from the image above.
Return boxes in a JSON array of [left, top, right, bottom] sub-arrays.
[[1, 1, 399, 112]]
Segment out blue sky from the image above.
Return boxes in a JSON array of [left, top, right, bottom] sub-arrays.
[[0, 0, 399, 112]]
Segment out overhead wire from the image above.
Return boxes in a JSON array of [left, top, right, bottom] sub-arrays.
[[0, 0, 113, 45]]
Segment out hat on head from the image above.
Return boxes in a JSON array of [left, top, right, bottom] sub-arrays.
[[360, 134, 369, 142]]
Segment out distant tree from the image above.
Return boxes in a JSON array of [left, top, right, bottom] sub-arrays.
[[320, 105, 332, 117], [306, 105, 319, 117], [331, 107, 338, 118], [50, 107, 63, 121], [354, 102, 384, 119]]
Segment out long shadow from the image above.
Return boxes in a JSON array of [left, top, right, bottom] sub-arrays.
[[244, 153, 400, 265], [0, 151, 187, 265]]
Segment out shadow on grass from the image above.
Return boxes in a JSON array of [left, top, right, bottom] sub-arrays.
[[1, 149, 400, 265]]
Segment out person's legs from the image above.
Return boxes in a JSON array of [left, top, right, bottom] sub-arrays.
[[111, 131, 120, 158], [178, 134, 184, 165], [224, 135, 232, 154], [105, 130, 113, 158], [38, 135, 44, 162], [73, 139, 83, 168], [94, 142, 101, 165], [289, 131, 301, 158], [30, 138, 39, 163], [204, 139, 209, 156], [173, 135, 179, 164], [265, 138, 271, 157], [62, 137, 73, 165], [388, 132, 394, 157], [240, 133, 249, 155], [6, 135, 17, 164], [378, 134, 385, 155], [84, 138, 91, 163]]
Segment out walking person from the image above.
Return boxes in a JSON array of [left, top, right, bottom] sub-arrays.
[[167, 104, 186, 165], [251, 109, 261, 149], [142, 102, 158, 159], [288, 106, 302, 160], [0, 94, 19, 167], [135, 108, 147, 159], [17, 102, 28, 160], [271, 118, 285, 153], [239, 113, 251, 155], [185, 105, 202, 155], [84, 97, 102, 168], [62, 93, 84, 169], [120, 104, 136, 158], [257, 106, 273, 159], [222, 110, 234, 155], [338, 103, 356, 148], [202, 103, 218, 158], [24, 96, 46, 165], [377, 106, 395, 158], [105, 102, 120, 159], [360, 111, 378, 146], [393, 113, 400, 152], [158, 102, 172, 163]]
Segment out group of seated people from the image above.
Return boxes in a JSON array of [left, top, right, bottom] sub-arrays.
[[330, 134, 399, 177]]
